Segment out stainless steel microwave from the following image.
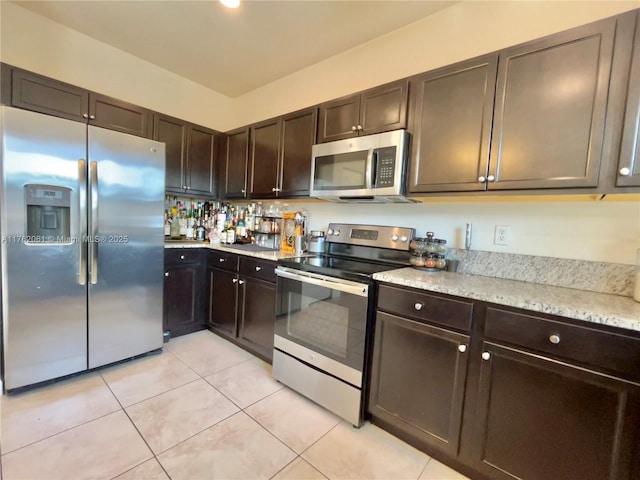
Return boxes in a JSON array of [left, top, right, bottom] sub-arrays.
[[310, 129, 415, 203]]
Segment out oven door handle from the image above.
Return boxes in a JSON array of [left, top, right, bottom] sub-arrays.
[[275, 266, 369, 297]]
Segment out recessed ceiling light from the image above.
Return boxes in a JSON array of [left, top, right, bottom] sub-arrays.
[[220, 0, 240, 8]]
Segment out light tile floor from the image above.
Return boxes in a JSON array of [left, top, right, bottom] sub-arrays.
[[0, 330, 471, 480]]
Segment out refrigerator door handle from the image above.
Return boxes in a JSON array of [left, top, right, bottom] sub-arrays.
[[78, 159, 87, 285], [89, 160, 99, 285]]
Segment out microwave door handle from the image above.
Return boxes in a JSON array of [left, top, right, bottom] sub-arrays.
[[371, 149, 378, 188], [365, 149, 374, 189]]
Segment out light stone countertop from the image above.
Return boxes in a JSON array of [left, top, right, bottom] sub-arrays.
[[164, 240, 300, 262], [373, 268, 640, 333]]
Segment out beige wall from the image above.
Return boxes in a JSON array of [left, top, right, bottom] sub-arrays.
[[2, 1, 640, 265]]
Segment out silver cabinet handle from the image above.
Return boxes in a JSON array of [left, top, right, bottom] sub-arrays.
[[619, 167, 631, 176], [182, 185, 188, 189], [241, 189, 246, 194], [255, 266, 262, 271], [272, 187, 277, 192], [351, 126, 357, 131], [414, 302, 423, 311], [238, 279, 245, 285], [89, 161, 99, 285], [232, 278, 238, 283], [487, 175, 495, 182], [549, 334, 561, 344], [219, 258, 225, 262], [89, 115, 95, 120], [482, 352, 491, 360], [478, 176, 486, 182], [458, 345, 467, 353], [165, 272, 169, 277], [357, 125, 363, 130], [82, 113, 89, 119], [180, 255, 185, 260]]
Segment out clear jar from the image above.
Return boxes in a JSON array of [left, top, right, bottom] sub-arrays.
[[410, 255, 425, 267], [436, 239, 447, 254], [435, 254, 446, 269], [410, 238, 427, 256], [424, 254, 436, 268]]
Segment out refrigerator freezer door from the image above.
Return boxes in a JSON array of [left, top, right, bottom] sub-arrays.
[[87, 127, 165, 368], [1, 107, 88, 390]]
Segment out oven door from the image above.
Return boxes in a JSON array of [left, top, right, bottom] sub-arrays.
[[274, 266, 369, 388]]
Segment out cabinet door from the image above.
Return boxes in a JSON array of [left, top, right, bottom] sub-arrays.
[[359, 79, 409, 137], [89, 93, 153, 138], [472, 342, 640, 480], [154, 114, 187, 192], [317, 94, 360, 143], [250, 118, 281, 198], [238, 276, 275, 362], [10, 67, 88, 122], [279, 107, 318, 198], [164, 263, 204, 338], [224, 128, 249, 198], [409, 56, 498, 193], [206, 267, 238, 337], [187, 125, 216, 195], [617, 11, 640, 187], [488, 18, 615, 190], [369, 312, 470, 456]]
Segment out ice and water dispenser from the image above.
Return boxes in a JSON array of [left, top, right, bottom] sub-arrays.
[[25, 184, 71, 242]]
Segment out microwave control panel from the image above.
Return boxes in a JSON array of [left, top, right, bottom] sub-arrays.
[[374, 146, 397, 188]]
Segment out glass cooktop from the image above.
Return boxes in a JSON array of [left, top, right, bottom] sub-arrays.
[[278, 254, 406, 282]]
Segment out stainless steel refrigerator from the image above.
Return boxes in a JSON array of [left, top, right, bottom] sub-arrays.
[[1, 106, 165, 391]]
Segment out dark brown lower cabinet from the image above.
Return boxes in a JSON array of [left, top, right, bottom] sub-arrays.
[[369, 312, 470, 456], [471, 342, 640, 480], [163, 249, 205, 338], [371, 283, 640, 480], [206, 252, 276, 362]]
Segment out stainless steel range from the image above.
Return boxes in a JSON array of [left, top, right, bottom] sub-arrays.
[[273, 223, 415, 426]]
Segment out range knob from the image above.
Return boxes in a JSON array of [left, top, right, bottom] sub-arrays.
[[333, 230, 341, 236], [400, 235, 408, 242], [391, 234, 399, 242]]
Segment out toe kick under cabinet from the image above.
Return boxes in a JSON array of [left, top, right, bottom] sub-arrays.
[[370, 283, 640, 480]]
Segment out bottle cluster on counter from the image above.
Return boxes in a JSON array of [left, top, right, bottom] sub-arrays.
[[409, 231, 448, 271], [164, 196, 286, 248]]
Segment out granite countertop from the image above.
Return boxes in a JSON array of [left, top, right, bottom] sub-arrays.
[[373, 268, 640, 333], [164, 240, 301, 262]]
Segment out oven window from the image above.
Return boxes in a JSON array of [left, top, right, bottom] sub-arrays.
[[313, 151, 368, 190], [275, 276, 367, 371]]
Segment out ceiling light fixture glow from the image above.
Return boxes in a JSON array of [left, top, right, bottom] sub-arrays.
[[220, 0, 240, 8]]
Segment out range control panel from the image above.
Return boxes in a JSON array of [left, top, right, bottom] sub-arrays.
[[326, 223, 415, 251]]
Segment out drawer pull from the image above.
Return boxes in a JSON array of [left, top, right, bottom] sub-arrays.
[[482, 352, 491, 361], [219, 258, 225, 262], [232, 278, 238, 283], [238, 280, 245, 285], [180, 255, 185, 260], [255, 266, 262, 271], [164, 272, 169, 277], [458, 344, 467, 353], [549, 334, 561, 344], [414, 302, 424, 311]]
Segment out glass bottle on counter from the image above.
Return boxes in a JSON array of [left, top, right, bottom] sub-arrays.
[[170, 216, 181, 239]]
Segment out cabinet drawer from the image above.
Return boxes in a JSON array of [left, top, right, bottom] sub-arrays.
[[377, 284, 473, 332], [208, 250, 238, 272], [165, 248, 202, 265], [239, 257, 277, 283], [485, 307, 640, 381]]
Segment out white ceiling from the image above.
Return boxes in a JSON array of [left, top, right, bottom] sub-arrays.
[[12, 0, 456, 98]]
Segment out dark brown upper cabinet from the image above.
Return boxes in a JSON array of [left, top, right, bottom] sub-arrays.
[[317, 79, 408, 143], [8, 66, 152, 138], [247, 107, 318, 200], [617, 10, 640, 187], [249, 117, 281, 199], [487, 17, 616, 191], [409, 55, 498, 193], [278, 107, 318, 198], [223, 127, 250, 199], [153, 113, 216, 196]]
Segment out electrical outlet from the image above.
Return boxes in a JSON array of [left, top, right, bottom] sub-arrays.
[[494, 225, 511, 246]]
